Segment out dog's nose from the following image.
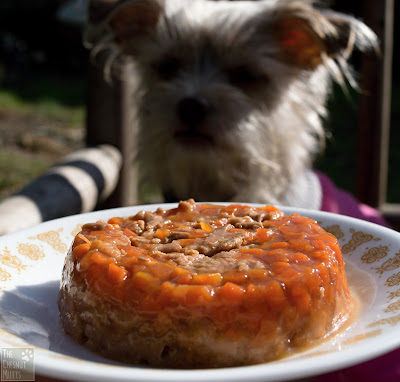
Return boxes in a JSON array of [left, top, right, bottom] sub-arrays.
[[177, 96, 210, 128]]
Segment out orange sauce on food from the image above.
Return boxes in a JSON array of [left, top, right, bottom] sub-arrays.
[[71, 202, 352, 345]]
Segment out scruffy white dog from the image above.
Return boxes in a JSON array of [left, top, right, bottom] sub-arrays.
[[86, 0, 383, 221]]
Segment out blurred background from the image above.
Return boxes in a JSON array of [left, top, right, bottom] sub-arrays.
[[0, 0, 398, 205]]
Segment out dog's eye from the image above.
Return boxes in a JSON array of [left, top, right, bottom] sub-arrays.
[[152, 57, 181, 80], [227, 66, 268, 88]]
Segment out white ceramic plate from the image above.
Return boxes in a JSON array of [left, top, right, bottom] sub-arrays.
[[1, 203, 400, 382]]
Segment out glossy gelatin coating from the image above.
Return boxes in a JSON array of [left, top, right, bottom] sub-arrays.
[[58, 199, 353, 368]]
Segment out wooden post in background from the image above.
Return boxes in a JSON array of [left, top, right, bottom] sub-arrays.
[[85, 0, 138, 208], [356, 0, 394, 209], [86, 60, 138, 208]]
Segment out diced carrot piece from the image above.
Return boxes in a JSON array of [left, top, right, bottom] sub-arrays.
[[224, 205, 239, 214], [257, 228, 272, 243], [290, 282, 311, 315], [132, 271, 159, 292], [175, 238, 197, 247], [264, 280, 286, 311], [123, 227, 137, 237], [239, 247, 264, 256], [130, 263, 148, 274], [186, 285, 214, 304], [188, 231, 207, 239], [304, 271, 323, 296], [175, 273, 193, 284], [73, 243, 91, 258], [312, 250, 330, 261], [191, 273, 222, 286], [122, 258, 143, 273], [200, 221, 214, 232], [157, 281, 175, 305], [85, 263, 104, 287], [312, 239, 327, 250], [155, 228, 170, 240], [215, 218, 228, 227], [273, 263, 299, 285], [245, 283, 266, 305], [107, 263, 128, 284], [121, 246, 148, 257], [247, 269, 268, 283], [270, 241, 289, 249], [170, 284, 188, 305], [292, 253, 310, 263], [108, 217, 122, 224], [289, 239, 314, 253], [170, 266, 189, 277], [223, 270, 248, 284], [261, 205, 282, 214], [90, 251, 114, 265], [219, 282, 245, 303]]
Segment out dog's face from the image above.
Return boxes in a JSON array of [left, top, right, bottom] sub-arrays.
[[88, 0, 377, 203]]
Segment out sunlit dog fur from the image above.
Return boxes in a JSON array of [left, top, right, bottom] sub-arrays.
[[86, 0, 377, 204]]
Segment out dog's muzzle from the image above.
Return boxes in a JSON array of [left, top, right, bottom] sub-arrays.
[[175, 96, 214, 145], [177, 96, 210, 128]]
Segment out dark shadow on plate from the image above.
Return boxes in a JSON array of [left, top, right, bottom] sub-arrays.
[[0, 281, 128, 366]]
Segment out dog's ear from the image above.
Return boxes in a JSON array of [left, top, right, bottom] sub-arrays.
[[85, 0, 163, 54], [263, 1, 378, 70], [273, 15, 327, 70], [105, 0, 163, 45]]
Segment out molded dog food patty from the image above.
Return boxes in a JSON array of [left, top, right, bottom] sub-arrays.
[[58, 199, 353, 368]]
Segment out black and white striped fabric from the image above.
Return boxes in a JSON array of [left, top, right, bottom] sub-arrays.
[[0, 145, 122, 235]]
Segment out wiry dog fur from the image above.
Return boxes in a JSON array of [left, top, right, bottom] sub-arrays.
[[86, 0, 377, 204]]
